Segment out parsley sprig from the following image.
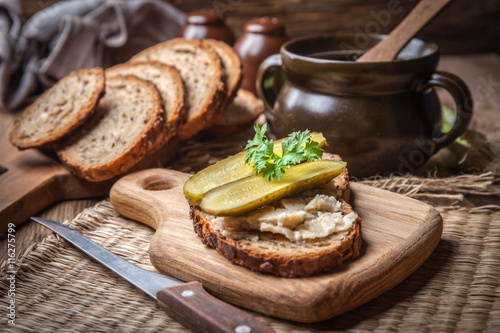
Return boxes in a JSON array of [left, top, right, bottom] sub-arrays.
[[244, 123, 324, 181]]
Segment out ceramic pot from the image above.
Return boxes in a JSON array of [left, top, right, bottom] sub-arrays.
[[177, 9, 235, 45], [234, 17, 287, 94], [256, 33, 473, 177]]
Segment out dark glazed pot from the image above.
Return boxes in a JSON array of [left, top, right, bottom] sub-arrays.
[[178, 9, 235, 45], [234, 17, 287, 94], [256, 33, 473, 178]]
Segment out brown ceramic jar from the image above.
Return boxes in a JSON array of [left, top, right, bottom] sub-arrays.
[[177, 9, 235, 45], [233, 17, 287, 94]]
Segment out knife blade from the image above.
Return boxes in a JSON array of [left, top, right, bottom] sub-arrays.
[[31, 217, 274, 333]]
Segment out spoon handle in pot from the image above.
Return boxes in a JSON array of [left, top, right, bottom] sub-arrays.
[[356, 0, 453, 62]]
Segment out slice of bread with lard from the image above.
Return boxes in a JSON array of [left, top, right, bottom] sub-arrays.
[[186, 148, 361, 278]]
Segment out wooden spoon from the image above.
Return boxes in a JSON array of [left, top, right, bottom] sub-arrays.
[[356, 0, 453, 62]]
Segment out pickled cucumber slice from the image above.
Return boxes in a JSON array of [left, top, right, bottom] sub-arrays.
[[199, 159, 346, 216], [183, 132, 326, 205]]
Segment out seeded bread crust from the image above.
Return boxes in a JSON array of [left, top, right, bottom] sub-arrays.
[[130, 38, 226, 139], [9, 67, 105, 150], [190, 198, 361, 278], [322, 152, 350, 202], [204, 39, 242, 117], [56, 75, 164, 182], [105, 61, 185, 149]]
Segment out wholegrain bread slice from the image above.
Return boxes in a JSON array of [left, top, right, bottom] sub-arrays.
[[130, 38, 226, 139], [191, 195, 361, 278], [56, 75, 164, 182], [189, 153, 359, 277], [105, 61, 185, 148], [9, 67, 105, 150]]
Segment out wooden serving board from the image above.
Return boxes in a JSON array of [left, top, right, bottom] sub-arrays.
[[109, 168, 443, 323], [0, 111, 179, 234]]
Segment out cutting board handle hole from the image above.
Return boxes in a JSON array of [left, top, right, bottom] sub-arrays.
[[140, 174, 184, 191]]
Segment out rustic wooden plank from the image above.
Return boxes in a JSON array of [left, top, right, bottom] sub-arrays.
[[0, 111, 114, 234]]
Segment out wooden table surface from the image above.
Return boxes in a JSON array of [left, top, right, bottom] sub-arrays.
[[1, 52, 499, 262]]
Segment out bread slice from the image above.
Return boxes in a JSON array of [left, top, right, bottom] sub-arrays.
[[56, 75, 164, 182], [9, 67, 105, 150], [105, 61, 185, 148], [189, 153, 359, 277], [204, 39, 242, 108], [191, 192, 361, 278], [130, 38, 226, 139], [206, 89, 263, 135]]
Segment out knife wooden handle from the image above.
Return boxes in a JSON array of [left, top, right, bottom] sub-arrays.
[[157, 281, 274, 333]]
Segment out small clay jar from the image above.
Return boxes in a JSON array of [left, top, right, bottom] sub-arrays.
[[177, 9, 235, 45], [233, 17, 287, 94]]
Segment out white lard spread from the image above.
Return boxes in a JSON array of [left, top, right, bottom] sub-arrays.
[[212, 191, 357, 242]]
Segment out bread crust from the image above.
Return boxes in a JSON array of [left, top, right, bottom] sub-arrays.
[[130, 38, 227, 139], [9, 67, 105, 150], [190, 198, 362, 278], [57, 75, 165, 182], [322, 152, 350, 202], [204, 39, 243, 124]]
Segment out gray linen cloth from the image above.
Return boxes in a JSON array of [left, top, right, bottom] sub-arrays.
[[0, 0, 185, 110]]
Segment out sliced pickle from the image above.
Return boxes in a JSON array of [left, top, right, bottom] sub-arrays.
[[183, 132, 326, 205], [199, 160, 346, 216]]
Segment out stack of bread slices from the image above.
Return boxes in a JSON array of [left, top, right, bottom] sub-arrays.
[[9, 38, 263, 182]]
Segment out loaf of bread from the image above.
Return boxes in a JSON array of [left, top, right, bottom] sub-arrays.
[[130, 38, 226, 139], [9, 67, 105, 149], [56, 75, 164, 182], [105, 61, 185, 148]]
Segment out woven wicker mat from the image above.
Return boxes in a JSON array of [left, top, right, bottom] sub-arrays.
[[2, 129, 500, 332]]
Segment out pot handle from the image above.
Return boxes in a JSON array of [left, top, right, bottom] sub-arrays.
[[418, 70, 473, 151], [256, 53, 283, 112]]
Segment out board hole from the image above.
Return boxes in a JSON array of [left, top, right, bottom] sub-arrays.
[[141, 174, 183, 191]]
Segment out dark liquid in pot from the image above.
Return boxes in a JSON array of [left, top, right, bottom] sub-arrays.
[[307, 50, 407, 62], [307, 50, 364, 61]]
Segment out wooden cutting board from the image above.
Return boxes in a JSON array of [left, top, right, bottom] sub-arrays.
[[0, 111, 179, 234], [109, 168, 443, 323]]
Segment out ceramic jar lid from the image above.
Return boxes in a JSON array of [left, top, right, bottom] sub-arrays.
[[185, 9, 224, 25], [243, 17, 286, 35], [178, 9, 235, 45]]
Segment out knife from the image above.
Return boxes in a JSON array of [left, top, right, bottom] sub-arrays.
[[31, 217, 274, 333]]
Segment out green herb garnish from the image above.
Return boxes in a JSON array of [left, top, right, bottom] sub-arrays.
[[244, 123, 324, 181]]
